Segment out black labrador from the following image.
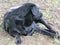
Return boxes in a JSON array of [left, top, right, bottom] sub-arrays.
[[3, 3, 60, 45]]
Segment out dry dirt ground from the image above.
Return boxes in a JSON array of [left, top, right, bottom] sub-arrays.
[[0, 0, 60, 45]]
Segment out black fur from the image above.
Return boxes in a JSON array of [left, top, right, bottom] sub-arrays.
[[3, 3, 60, 45]]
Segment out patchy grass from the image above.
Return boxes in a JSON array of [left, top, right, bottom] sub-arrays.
[[0, 4, 3, 8], [51, 38, 60, 44], [0, 0, 60, 45], [8, 0, 16, 3], [42, 10, 51, 15], [31, 42, 41, 45], [42, 10, 52, 18], [46, 0, 59, 7]]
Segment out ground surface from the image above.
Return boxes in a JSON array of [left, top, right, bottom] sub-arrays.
[[0, 0, 60, 45]]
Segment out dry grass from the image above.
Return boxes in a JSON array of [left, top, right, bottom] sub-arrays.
[[0, 0, 60, 45]]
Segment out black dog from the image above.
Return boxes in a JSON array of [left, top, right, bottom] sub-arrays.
[[3, 3, 60, 45]]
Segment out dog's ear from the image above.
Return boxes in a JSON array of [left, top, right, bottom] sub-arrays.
[[31, 6, 42, 19]]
